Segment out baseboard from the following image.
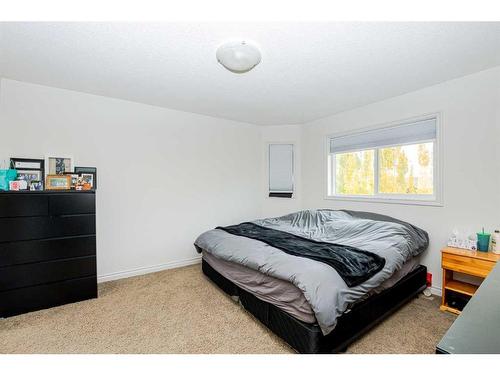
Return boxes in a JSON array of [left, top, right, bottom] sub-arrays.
[[430, 285, 442, 297], [97, 255, 202, 283], [97, 257, 444, 297]]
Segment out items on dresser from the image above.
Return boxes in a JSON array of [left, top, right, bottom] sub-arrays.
[[74, 167, 97, 189], [45, 156, 74, 175], [30, 181, 44, 191], [5, 156, 98, 191], [9, 158, 45, 191], [64, 173, 79, 189], [45, 174, 72, 190], [0, 191, 97, 317], [440, 246, 500, 314], [0, 167, 17, 191], [9, 180, 26, 191]]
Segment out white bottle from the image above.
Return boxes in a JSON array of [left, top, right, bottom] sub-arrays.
[[492, 230, 500, 254]]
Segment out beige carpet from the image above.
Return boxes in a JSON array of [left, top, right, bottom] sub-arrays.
[[0, 264, 455, 354]]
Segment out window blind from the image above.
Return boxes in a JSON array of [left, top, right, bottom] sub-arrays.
[[269, 144, 294, 194], [330, 118, 436, 154]]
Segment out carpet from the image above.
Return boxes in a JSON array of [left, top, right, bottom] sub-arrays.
[[0, 264, 455, 354]]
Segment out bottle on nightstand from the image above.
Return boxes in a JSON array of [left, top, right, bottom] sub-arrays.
[[492, 230, 500, 254]]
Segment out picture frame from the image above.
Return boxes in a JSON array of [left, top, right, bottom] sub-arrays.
[[10, 157, 45, 171], [9, 180, 24, 191], [63, 173, 79, 189], [45, 156, 74, 175], [16, 170, 44, 191], [75, 166, 97, 189], [45, 175, 72, 190], [10, 157, 45, 190], [80, 173, 94, 189], [29, 181, 44, 191]]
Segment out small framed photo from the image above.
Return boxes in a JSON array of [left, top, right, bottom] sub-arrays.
[[75, 166, 97, 189], [45, 156, 74, 175], [9, 180, 25, 191], [16, 170, 43, 191], [64, 173, 79, 189], [10, 158, 45, 190], [29, 181, 44, 191], [80, 173, 94, 189], [46, 175, 72, 190], [10, 158, 44, 171]]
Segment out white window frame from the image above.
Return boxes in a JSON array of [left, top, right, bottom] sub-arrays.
[[325, 113, 443, 206]]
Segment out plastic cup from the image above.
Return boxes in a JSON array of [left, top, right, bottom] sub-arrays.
[[477, 232, 491, 252]]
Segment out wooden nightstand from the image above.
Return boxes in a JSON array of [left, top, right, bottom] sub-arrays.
[[440, 247, 500, 314]]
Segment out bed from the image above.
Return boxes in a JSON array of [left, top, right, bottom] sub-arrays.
[[194, 209, 428, 353]]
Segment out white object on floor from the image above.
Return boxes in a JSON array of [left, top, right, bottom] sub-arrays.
[[423, 288, 433, 297]]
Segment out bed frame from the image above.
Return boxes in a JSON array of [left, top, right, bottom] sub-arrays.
[[202, 258, 427, 353]]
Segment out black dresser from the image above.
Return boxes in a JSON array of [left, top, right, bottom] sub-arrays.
[[0, 191, 97, 317]]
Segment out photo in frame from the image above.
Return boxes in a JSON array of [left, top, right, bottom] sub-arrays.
[[45, 156, 74, 175], [30, 181, 44, 191], [80, 173, 94, 189], [10, 157, 45, 190], [64, 173, 79, 189], [75, 166, 97, 189], [45, 175, 72, 190], [10, 157, 44, 171], [16, 170, 43, 190]]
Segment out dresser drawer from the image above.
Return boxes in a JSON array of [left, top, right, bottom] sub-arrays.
[[442, 253, 495, 278], [0, 256, 96, 291], [0, 235, 96, 267], [49, 193, 95, 215], [0, 215, 95, 242], [0, 194, 48, 217], [0, 276, 97, 317]]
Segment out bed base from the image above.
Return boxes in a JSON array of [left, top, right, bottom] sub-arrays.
[[202, 259, 427, 353]]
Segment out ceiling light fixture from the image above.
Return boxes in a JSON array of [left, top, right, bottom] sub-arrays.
[[216, 40, 261, 73]]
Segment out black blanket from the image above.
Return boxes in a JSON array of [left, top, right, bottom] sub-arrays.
[[217, 222, 385, 287]]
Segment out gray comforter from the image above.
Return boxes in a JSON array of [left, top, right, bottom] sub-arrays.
[[194, 209, 428, 335]]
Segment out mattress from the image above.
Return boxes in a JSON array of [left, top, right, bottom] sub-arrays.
[[203, 250, 421, 324]]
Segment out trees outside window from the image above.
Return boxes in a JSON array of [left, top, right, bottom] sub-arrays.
[[331, 142, 434, 197]]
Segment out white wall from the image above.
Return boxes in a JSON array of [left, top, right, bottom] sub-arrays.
[[2, 67, 500, 292], [0, 79, 263, 281], [260, 125, 302, 218], [300, 67, 500, 293]]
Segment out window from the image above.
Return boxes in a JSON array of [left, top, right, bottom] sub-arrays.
[[327, 116, 440, 204], [269, 144, 294, 198]]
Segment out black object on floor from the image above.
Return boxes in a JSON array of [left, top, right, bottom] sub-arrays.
[[0, 191, 98, 317], [202, 257, 427, 354]]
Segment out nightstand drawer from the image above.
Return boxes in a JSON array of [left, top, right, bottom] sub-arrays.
[[442, 253, 495, 278]]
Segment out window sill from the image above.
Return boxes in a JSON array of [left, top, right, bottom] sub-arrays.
[[324, 195, 443, 207], [269, 192, 293, 198]]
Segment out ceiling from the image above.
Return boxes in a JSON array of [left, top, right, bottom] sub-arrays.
[[1, 22, 500, 125]]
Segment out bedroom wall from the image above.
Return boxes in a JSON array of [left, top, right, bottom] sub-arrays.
[[2, 67, 499, 293], [300, 66, 500, 294], [0, 78, 263, 282]]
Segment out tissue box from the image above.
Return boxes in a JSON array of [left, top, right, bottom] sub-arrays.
[[447, 237, 477, 250]]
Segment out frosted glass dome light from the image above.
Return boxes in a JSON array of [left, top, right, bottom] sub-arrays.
[[216, 40, 261, 73]]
